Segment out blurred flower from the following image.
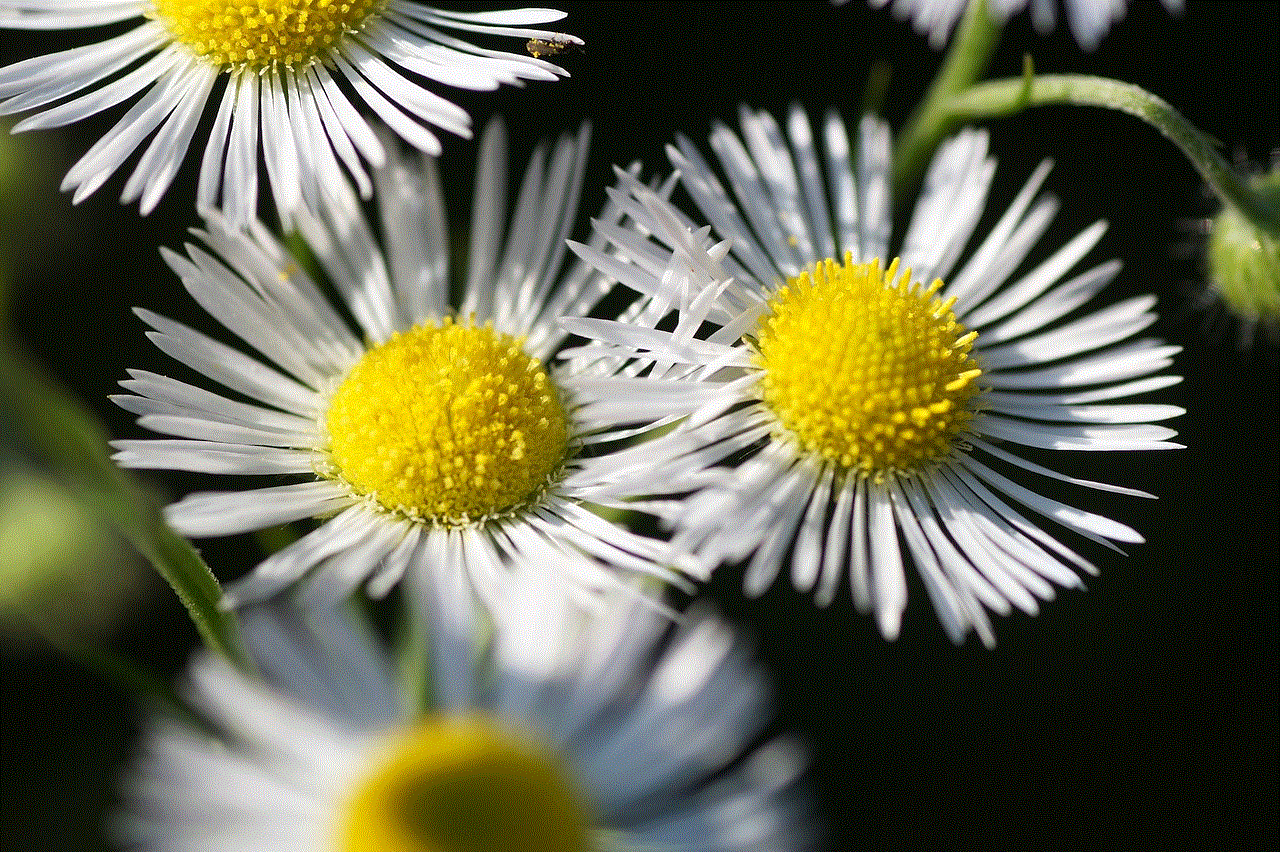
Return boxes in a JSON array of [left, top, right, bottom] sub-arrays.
[[113, 120, 688, 611], [866, 0, 1182, 50], [119, 566, 813, 851], [1204, 165, 1280, 340], [566, 106, 1183, 645], [0, 466, 143, 642], [0, 2, 579, 226]]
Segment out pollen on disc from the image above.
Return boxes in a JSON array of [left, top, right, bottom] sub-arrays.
[[151, 0, 384, 70], [753, 254, 982, 479], [324, 319, 570, 525]]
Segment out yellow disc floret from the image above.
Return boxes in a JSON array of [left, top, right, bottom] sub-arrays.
[[324, 318, 570, 525], [151, 0, 383, 70], [337, 715, 592, 852], [753, 254, 982, 479]]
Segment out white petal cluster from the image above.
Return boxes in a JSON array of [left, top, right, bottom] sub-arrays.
[[867, 0, 1183, 49], [0, 2, 579, 224], [565, 106, 1182, 645], [112, 120, 686, 611], [120, 566, 813, 851]]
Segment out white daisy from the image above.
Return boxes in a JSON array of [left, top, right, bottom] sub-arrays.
[[118, 565, 814, 851], [564, 106, 1184, 646], [0, 2, 580, 225], [867, 0, 1182, 49], [112, 119, 687, 610]]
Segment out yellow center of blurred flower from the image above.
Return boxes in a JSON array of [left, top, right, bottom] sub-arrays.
[[753, 254, 981, 479], [151, 0, 383, 70], [324, 318, 570, 525], [337, 716, 592, 852]]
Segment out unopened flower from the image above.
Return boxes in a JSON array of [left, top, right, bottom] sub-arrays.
[[1205, 166, 1280, 338]]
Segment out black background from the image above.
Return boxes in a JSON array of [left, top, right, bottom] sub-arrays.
[[2, 1, 1277, 849]]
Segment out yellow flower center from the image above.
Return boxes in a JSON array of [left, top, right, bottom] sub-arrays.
[[337, 715, 592, 852], [753, 254, 981, 479], [324, 319, 570, 525], [151, 0, 383, 70]]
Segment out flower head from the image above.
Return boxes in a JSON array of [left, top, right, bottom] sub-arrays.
[[867, 0, 1182, 50], [566, 106, 1183, 645], [119, 567, 814, 851], [0, 2, 580, 225], [112, 119, 686, 610]]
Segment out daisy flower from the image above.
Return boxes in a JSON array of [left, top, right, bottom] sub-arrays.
[[118, 564, 814, 851], [0, 2, 580, 225], [112, 119, 685, 610], [867, 0, 1182, 50], [565, 106, 1184, 646]]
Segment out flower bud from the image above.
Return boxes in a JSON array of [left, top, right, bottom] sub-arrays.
[[1207, 167, 1280, 332], [0, 468, 143, 643]]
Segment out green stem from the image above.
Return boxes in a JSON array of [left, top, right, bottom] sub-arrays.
[[0, 340, 255, 672], [945, 73, 1280, 237], [892, 0, 1002, 205], [396, 587, 433, 715]]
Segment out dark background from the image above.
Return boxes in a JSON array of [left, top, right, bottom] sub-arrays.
[[2, 1, 1277, 849]]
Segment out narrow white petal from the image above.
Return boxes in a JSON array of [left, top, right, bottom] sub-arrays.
[[0, 21, 162, 104], [116, 369, 315, 433], [132, 412, 313, 447], [968, 436, 1154, 497], [330, 50, 446, 155], [867, 483, 906, 640], [196, 75, 238, 211], [221, 71, 259, 228], [945, 159, 1055, 309], [301, 516, 412, 610], [302, 65, 372, 199], [982, 340, 1181, 389], [374, 143, 449, 323], [815, 475, 856, 607], [974, 412, 1181, 451], [887, 477, 977, 644], [136, 309, 319, 413], [986, 398, 1184, 425], [964, 221, 1109, 329], [742, 469, 810, 597], [787, 105, 836, 262], [960, 456, 1143, 546], [257, 75, 302, 216], [790, 463, 834, 595], [899, 477, 1004, 642], [942, 462, 1095, 580], [165, 481, 348, 538], [113, 439, 311, 476], [10, 42, 179, 131], [978, 294, 1158, 368], [223, 506, 378, 606]]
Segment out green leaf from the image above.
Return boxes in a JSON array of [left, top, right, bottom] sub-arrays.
[[0, 338, 255, 672]]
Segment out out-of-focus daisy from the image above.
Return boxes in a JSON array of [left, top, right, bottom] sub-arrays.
[[119, 565, 813, 851], [866, 0, 1182, 50], [112, 119, 686, 609], [565, 106, 1183, 645], [0, 2, 579, 225]]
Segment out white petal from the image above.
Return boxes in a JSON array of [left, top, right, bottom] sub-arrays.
[[165, 481, 348, 538]]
